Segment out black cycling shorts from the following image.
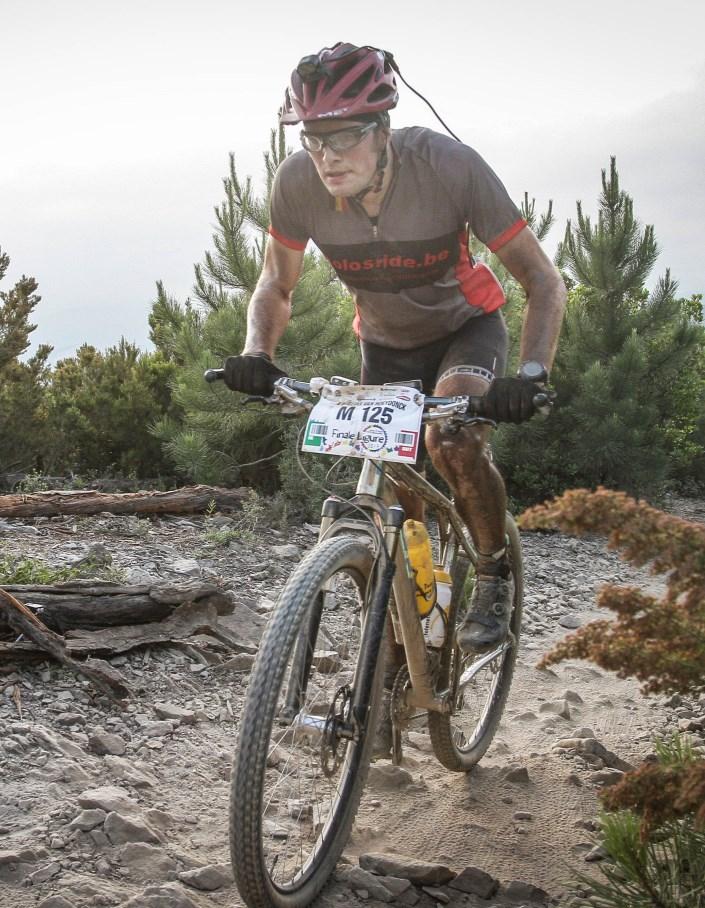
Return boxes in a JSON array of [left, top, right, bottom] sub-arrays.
[[360, 310, 508, 392]]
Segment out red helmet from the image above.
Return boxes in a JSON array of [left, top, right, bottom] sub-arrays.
[[279, 43, 399, 125]]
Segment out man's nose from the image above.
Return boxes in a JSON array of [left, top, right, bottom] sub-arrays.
[[321, 144, 342, 163]]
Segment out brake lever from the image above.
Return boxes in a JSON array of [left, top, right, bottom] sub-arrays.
[[242, 394, 275, 406]]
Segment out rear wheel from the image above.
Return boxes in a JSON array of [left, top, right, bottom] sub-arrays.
[[230, 535, 384, 908], [428, 514, 523, 771]]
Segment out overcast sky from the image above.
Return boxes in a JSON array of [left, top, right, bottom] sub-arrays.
[[2, 0, 704, 361]]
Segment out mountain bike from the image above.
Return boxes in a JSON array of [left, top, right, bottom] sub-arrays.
[[204, 370, 532, 908]]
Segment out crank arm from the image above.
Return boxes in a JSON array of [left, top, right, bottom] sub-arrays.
[[457, 639, 513, 691]]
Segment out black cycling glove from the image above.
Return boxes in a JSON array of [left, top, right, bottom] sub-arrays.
[[223, 353, 287, 397], [482, 377, 545, 423]]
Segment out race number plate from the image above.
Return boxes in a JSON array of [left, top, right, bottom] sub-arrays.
[[302, 385, 425, 463]]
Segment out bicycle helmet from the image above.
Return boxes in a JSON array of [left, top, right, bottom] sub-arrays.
[[280, 42, 399, 125]]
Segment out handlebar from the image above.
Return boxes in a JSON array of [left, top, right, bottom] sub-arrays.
[[204, 370, 554, 421]]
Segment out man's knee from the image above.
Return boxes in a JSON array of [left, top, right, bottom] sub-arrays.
[[426, 422, 490, 476]]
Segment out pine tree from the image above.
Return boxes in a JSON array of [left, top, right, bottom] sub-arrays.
[[44, 340, 176, 477], [150, 128, 360, 492], [0, 248, 52, 473], [495, 158, 704, 503]]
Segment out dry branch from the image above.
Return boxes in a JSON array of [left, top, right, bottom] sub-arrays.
[[0, 588, 131, 702]]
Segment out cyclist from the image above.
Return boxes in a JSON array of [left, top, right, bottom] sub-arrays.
[[223, 43, 566, 655]]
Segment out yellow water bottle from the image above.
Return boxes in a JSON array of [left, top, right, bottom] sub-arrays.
[[403, 519, 437, 617], [423, 567, 452, 647]]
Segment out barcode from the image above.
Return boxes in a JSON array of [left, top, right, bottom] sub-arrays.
[[309, 424, 328, 437], [395, 432, 416, 446]]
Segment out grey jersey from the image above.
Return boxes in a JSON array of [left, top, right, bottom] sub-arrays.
[[269, 126, 526, 349]]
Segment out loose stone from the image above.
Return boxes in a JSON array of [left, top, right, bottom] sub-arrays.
[[421, 886, 450, 903], [503, 766, 531, 784], [448, 866, 499, 898], [366, 764, 414, 790], [178, 863, 234, 891], [69, 809, 107, 831], [539, 699, 572, 720], [154, 702, 197, 725], [359, 853, 455, 885], [27, 861, 62, 884], [503, 879, 550, 901], [104, 811, 161, 846], [344, 867, 394, 902], [88, 730, 127, 756], [78, 785, 139, 814], [589, 768, 625, 787], [119, 843, 178, 880]]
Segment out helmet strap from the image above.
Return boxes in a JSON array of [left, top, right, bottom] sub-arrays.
[[353, 142, 389, 202]]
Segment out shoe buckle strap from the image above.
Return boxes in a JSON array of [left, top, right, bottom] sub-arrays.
[[478, 546, 506, 563]]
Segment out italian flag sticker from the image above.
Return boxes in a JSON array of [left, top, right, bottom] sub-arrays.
[[304, 421, 327, 447]]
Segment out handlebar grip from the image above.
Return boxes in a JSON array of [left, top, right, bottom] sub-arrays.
[[532, 391, 554, 418], [467, 395, 486, 418], [204, 368, 225, 383]]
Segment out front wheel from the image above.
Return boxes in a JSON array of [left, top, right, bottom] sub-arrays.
[[428, 514, 523, 772], [230, 535, 384, 908]]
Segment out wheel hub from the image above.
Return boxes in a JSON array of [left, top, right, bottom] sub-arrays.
[[321, 684, 353, 777]]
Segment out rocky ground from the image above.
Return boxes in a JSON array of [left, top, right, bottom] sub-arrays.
[[1, 497, 704, 908]]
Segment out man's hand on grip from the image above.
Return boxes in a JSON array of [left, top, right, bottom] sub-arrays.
[[482, 376, 546, 423], [223, 353, 287, 397]]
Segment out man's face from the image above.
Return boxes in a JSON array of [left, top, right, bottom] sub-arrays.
[[300, 119, 386, 198]]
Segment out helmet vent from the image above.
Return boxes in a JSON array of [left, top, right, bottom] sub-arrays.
[[368, 83, 395, 104], [342, 69, 375, 99]]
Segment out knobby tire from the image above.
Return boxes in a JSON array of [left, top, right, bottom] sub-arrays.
[[428, 514, 524, 771], [230, 535, 384, 908]]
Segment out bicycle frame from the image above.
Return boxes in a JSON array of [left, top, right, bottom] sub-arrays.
[[317, 457, 478, 717]]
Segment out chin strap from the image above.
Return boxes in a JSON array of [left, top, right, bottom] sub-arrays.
[[352, 144, 389, 202]]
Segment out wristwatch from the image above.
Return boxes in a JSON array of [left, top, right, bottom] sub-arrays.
[[518, 360, 549, 384]]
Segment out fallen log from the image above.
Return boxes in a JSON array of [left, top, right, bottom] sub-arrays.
[[62, 601, 257, 657], [0, 581, 234, 634], [0, 484, 248, 518]]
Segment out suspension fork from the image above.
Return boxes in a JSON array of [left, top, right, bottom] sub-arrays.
[[283, 592, 325, 718], [283, 493, 403, 725], [350, 506, 403, 730]]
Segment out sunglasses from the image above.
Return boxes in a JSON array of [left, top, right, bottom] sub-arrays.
[[300, 122, 378, 154]]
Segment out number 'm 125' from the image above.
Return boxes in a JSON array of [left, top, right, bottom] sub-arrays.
[[335, 405, 394, 425]]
